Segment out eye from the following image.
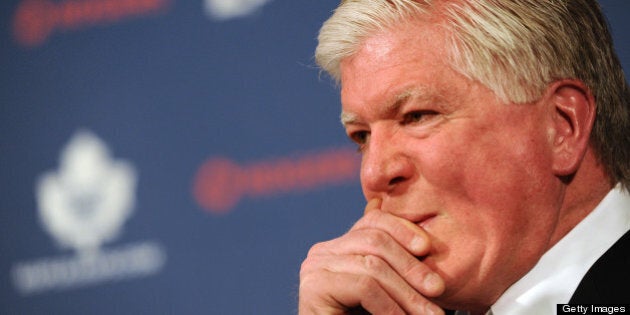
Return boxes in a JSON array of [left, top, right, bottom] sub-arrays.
[[348, 130, 370, 151], [350, 130, 369, 144], [402, 110, 438, 125]]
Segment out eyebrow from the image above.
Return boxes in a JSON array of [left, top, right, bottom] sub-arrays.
[[340, 111, 360, 126], [340, 87, 429, 127]]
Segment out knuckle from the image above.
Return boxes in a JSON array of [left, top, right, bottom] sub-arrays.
[[406, 291, 427, 307], [299, 258, 315, 276], [361, 229, 390, 249], [306, 241, 327, 256], [361, 254, 387, 273], [300, 251, 326, 275], [400, 259, 424, 279], [400, 254, 430, 277]]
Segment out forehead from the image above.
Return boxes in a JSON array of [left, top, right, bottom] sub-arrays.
[[339, 20, 459, 111], [345, 18, 447, 71]]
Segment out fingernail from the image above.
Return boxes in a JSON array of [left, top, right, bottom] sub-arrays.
[[410, 235, 426, 252], [425, 303, 444, 315], [424, 272, 444, 293]]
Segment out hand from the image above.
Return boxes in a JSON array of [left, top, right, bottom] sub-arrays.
[[299, 199, 445, 315]]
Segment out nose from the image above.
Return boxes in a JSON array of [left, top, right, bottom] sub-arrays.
[[361, 127, 414, 196]]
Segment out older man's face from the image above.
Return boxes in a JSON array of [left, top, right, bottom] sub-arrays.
[[339, 20, 565, 306]]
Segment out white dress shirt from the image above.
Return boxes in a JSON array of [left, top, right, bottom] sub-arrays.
[[485, 186, 630, 315]]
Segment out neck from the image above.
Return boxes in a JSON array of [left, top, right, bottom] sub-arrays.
[[548, 148, 613, 249], [467, 149, 613, 314]]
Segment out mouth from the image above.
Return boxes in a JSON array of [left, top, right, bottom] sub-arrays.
[[417, 214, 437, 229]]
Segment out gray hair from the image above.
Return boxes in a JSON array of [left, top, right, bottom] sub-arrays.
[[315, 0, 630, 190]]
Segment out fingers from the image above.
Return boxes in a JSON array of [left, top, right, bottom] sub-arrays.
[[355, 204, 432, 257], [364, 198, 382, 215], [298, 199, 445, 315], [299, 270, 406, 315], [310, 228, 444, 298], [301, 251, 444, 314]]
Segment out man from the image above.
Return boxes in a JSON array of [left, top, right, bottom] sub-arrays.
[[298, 0, 630, 314]]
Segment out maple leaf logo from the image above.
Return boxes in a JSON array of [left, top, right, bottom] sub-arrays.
[[36, 130, 137, 260]]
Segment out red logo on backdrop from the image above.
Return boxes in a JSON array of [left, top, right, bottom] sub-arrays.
[[12, 0, 170, 48], [193, 147, 361, 214]]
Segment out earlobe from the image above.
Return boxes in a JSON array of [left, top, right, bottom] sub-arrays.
[[547, 80, 596, 176]]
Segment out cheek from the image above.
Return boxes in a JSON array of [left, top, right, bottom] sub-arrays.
[[420, 125, 559, 264], [418, 124, 559, 254], [421, 119, 553, 207]]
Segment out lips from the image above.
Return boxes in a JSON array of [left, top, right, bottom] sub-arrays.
[[378, 199, 437, 228], [417, 214, 437, 229]]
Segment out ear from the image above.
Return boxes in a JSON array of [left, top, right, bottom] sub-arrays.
[[546, 80, 596, 176]]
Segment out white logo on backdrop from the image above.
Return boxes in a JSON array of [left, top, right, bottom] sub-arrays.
[[12, 130, 166, 295], [204, 0, 273, 20], [37, 130, 136, 259]]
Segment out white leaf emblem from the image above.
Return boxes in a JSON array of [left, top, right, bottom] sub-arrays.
[[36, 130, 137, 259]]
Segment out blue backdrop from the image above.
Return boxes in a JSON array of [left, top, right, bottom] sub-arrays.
[[1, 1, 628, 314]]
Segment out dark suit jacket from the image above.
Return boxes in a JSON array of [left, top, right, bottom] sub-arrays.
[[569, 229, 630, 303]]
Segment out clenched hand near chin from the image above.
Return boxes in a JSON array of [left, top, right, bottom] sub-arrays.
[[299, 199, 446, 315]]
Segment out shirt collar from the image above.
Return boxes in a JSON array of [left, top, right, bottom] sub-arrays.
[[489, 186, 630, 315]]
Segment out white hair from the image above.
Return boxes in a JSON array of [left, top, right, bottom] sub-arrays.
[[316, 0, 630, 189]]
